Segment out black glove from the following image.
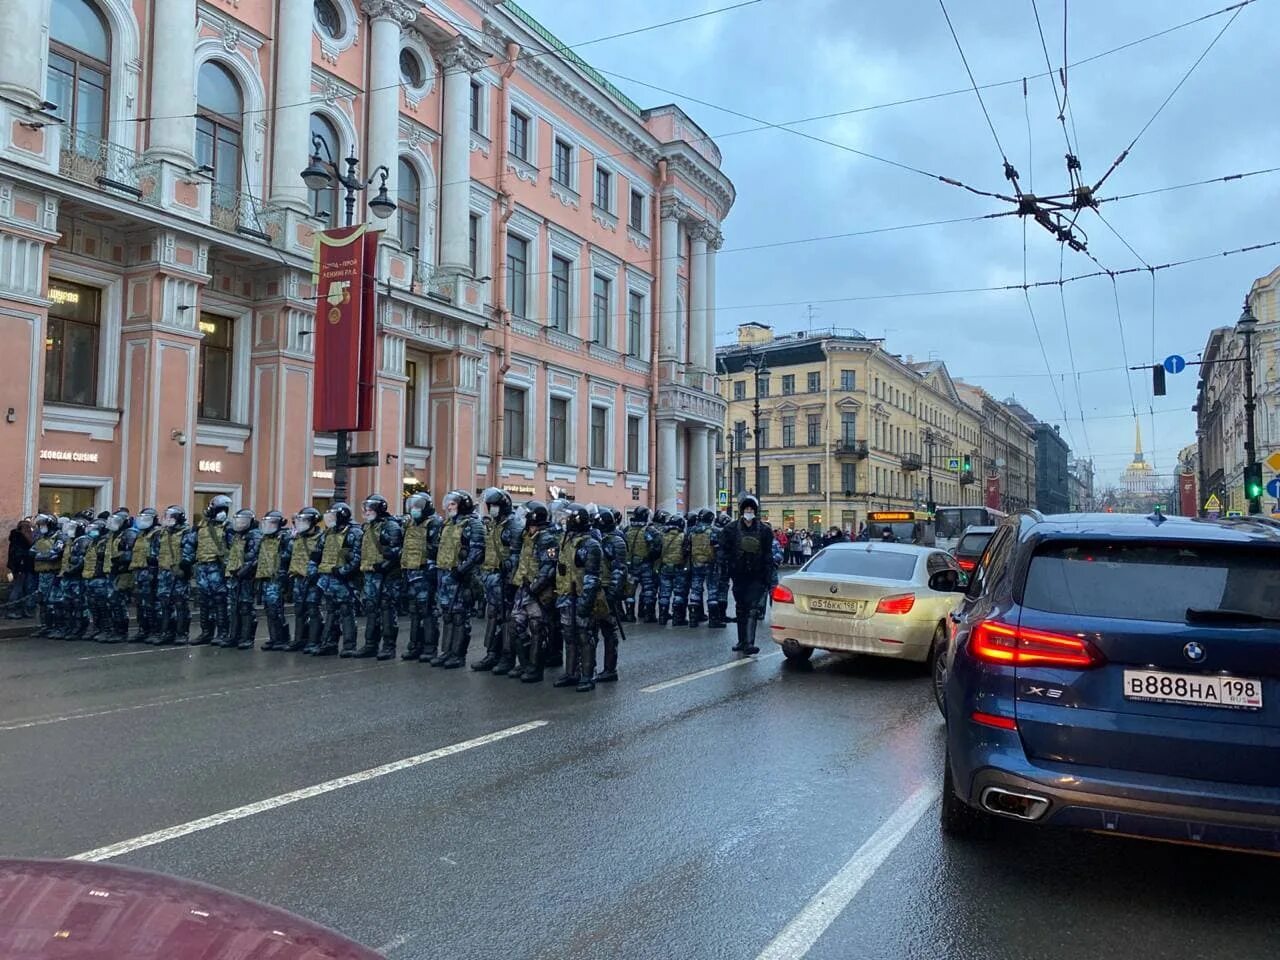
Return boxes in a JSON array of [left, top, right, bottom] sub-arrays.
[[238, 567, 255, 581], [374, 560, 391, 574], [179, 561, 193, 577]]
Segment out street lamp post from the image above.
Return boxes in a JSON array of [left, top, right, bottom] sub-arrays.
[[746, 353, 769, 503], [301, 135, 396, 506], [922, 429, 937, 511], [1238, 298, 1261, 515], [726, 430, 736, 510]]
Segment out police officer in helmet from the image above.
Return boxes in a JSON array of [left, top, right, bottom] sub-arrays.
[[474, 487, 523, 672], [356, 493, 404, 659], [719, 494, 778, 655]]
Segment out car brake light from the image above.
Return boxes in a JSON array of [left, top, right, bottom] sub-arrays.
[[970, 620, 1103, 668], [971, 711, 1018, 731], [875, 594, 915, 615], [956, 558, 977, 572], [771, 584, 794, 604]]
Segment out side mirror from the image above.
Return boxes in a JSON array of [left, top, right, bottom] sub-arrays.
[[929, 570, 961, 593]]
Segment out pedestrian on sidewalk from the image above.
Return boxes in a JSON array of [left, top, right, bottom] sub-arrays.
[[6, 518, 36, 618]]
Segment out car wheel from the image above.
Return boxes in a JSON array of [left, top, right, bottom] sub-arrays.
[[939, 746, 991, 839], [928, 624, 947, 718], [781, 639, 813, 662]]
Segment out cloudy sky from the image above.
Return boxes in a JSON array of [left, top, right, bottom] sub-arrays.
[[520, 0, 1280, 485]]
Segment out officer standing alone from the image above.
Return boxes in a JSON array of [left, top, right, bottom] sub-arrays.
[[718, 495, 778, 656]]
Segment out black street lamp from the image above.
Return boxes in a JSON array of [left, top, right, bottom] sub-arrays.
[[726, 429, 736, 510], [1238, 298, 1261, 515], [746, 352, 769, 503], [922, 428, 938, 512], [301, 135, 396, 507]]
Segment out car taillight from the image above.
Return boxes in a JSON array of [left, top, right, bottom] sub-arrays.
[[875, 594, 915, 615], [969, 619, 1103, 668], [771, 584, 794, 604], [956, 558, 977, 572]]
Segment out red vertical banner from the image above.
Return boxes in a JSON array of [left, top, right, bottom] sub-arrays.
[[985, 474, 1001, 509], [1178, 472, 1197, 517], [313, 226, 381, 432]]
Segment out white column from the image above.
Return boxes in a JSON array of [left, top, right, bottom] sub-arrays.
[[688, 225, 708, 376], [657, 420, 678, 512], [363, 2, 412, 230], [269, 0, 314, 210], [0, 0, 49, 107], [705, 232, 720, 379], [658, 199, 683, 360], [689, 425, 709, 511], [439, 38, 481, 273], [146, 0, 197, 165]]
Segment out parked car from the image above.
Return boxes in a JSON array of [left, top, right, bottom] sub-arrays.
[[951, 524, 997, 575], [769, 542, 965, 667], [938, 511, 1280, 853]]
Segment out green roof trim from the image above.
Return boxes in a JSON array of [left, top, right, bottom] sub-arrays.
[[501, 1, 644, 115]]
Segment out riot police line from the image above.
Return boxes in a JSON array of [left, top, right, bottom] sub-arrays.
[[20, 490, 779, 692]]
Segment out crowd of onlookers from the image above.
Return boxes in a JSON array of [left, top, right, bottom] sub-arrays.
[[774, 525, 858, 566]]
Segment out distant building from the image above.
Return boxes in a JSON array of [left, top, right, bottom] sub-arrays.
[[1068, 458, 1095, 512], [952, 382, 1038, 512], [1033, 424, 1071, 513]]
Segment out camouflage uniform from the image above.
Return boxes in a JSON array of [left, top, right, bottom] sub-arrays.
[[287, 516, 322, 653], [707, 513, 733, 628], [104, 513, 137, 641], [223, 512, 262, 649], [474, 490, 523, 672], [401, 497, 444, 663], [554, 507, 603, 689], [29, 519, 64, 637], [255, 517, 293, 651], [587, 513, 628, 685], [192, 518, 230, 644], [83, 528, 114, 641], [507, 506, 558, 683], [155, 511, 195, 644], [623, 508, 662, 623], [57, 526, 91, 639], [357, 503, 404, 659], [685, 512, 717, 627], [656, 519, 691, 626], [129, 512, 162, 642], [313, 509, 363, 656], [431, 494, 485, 669]]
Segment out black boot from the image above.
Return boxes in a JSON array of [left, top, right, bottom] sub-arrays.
[[471, 617, 500, 671], [260, 617, 281, 651], [552, 635, 579, 687], [640, 602, 656, 624], [622, 600, 636, 623], [671, 604, 688, 627], [744, 616, 760, 655], [376, 624, 398, 661], [419, 613, 439, 663], [402, 611, 424, 660], [237, 612, 256, 649], [520, 629, 545, 683], [708, 602, 727, 629], [353, 609, 379, 658], [443, 621, 469, 669], [430, 621, 453, 666], [732, 617, 749, 652]]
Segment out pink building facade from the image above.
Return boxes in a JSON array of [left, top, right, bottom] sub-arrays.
[[0, 0, 732, 531]]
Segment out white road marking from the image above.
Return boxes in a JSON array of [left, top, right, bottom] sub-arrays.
[[640, 651, 782, 693], [0, 667, 382, 732], [377, 932, 417, 954], [754, 785, 939, 960], [70, 720, 549, 862], [77, 647, 189, 661]]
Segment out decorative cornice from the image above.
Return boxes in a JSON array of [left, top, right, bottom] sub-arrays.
[[360, 0, 417, 25], [438, 35, 487, 74], [660, 197, 689, 222]]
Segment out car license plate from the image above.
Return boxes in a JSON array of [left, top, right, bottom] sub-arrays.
[[807, 596, 861, 614], [1123, 669, 1264, 711]]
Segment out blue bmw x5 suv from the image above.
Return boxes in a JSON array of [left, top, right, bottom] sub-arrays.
[[939, 511, 1280, 852]]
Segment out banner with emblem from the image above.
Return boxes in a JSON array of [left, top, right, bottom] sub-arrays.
[[314, 225, 380, 432]]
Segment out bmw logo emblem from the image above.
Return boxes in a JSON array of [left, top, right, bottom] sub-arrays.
[[830, 585, 839, 594], [1183, 641, 1206, 663]]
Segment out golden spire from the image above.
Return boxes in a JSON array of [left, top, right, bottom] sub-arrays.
[[1133, 416, 1144, 464]]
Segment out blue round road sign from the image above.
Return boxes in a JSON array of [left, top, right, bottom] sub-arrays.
[[1163, 354, 1186, 375], [1267, 477, 1280, 500]]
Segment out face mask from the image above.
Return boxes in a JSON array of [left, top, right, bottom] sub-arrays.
[[262, 519, 279, 534], [363, 510, 377, 523], [295, 518, 311, 533], [137, 516, 154, 530], [323, 512, 337, 527], [213, 510, 227, 523], [488, 505, 501, 519], [742, 511, 756, 523], [409, 508, 423, 521]]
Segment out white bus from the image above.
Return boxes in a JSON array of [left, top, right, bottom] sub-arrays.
[[933, 505, 1008, 553]]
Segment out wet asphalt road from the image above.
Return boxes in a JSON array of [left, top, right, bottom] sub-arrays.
[[1, 618, 1277, 960]]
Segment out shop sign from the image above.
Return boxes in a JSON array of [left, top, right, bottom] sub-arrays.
[[48, 286, 81, 306], [40, 449, 99, 463], [197, 459, 222, 473], [507, 484, 536, 496], [312, 470, 334, 481]]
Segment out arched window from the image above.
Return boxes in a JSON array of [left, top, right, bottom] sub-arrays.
[[397, 157, 420, 252], [196, 62, 243, 193], [47, 0, 110, 154], [308, 113, 341, 227]]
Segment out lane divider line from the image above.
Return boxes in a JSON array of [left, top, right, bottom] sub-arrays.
[[754, 784, 939, 960], [77, 647, 189, 661], [640, 651, 782, 693], [70, 720, 550, 862], [0, 666, 383, 733]]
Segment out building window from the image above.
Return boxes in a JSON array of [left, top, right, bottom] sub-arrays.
[[627, 415, 641, 473], [733, 380, 746, 401], [404, 358, 418, 446], [553, 137, 572, 186], [468, 213, 480, 274], [757, 375, 771, 398], [502, 387, 526, 458], [399, 49, 423, 87], [733, 421, 747, 447], [629, 189, 645, 232], [733, 467, 746, 497], [592, 274, 611, 346], [756, 423, 770, 449], [314, 0, 342, 38], [841, 461, 856, 494], [781, 374, 795, 396], [782, 465, 795, 495], [755, 465, 769, 495], [807, 371, 821, 393], [590, 406, 608, 469], [807, 414, 821, 446], [781, 416, 795, 448], [307, 113, 341, 226], [506, 233, 528, 318], [550, 255, 570, 332], [469, 80, 483, 133], [627, 291, 644, 356], [44, 279, 100, 406], [198, 313, 234, 422], [593, 166, 612, 211], [397, 157, 420, 250], [808, 463, 821, 494], [549, 396, 569, 464], [508, 109, 529, 161], [196, 62, 243, 198], [841, 411, 857, 443]]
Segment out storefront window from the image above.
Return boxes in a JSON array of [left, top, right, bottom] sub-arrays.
[[198, 313, 234, 421], [37, 485, 98, 516], [807, 509, 822, 531], [45, 280, 100, 406]]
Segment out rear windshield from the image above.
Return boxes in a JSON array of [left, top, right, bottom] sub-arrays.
[[935, 508, 988, 540], [804, 549, 918, 580], [956, 532, 993, 557], [1022, 541, 1280, 622]]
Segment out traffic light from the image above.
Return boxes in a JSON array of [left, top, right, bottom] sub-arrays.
[[962, 454, 972, 472], [1244, 462, 1264, 501], [1152, 364, 1167, 397]]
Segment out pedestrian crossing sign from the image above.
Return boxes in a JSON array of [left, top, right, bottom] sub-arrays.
[[718, 489, 729, 507], [1203, 493, 1222, 513]]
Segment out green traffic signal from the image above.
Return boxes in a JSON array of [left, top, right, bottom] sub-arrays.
[[1244, 463, 1264, 499]]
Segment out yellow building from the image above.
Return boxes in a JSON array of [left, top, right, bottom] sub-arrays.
[[716, 324, 983, 534]]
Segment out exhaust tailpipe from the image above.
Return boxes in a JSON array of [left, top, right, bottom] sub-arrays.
[[980, 786, 1050, 821]]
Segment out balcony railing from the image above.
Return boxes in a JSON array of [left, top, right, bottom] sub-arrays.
[[59, 130, 143, 198], [210, 182, 272, 239], [959, 470, 976, 486], [833, 439, 869, 459], [901, 452, 923, 471]]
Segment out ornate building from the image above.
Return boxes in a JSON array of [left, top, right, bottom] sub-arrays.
[[0, 0, 732, 527]]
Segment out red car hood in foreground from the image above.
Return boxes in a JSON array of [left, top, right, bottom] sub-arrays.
[[0, 859, 384, 959]]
